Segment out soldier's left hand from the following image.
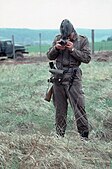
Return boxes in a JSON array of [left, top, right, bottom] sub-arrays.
[[65, 40, 74, 50]]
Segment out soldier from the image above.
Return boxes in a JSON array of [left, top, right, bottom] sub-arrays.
[[47, 19, 91, 140]]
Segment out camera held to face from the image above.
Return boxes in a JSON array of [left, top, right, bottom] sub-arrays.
[[58, 39, 67, 46]]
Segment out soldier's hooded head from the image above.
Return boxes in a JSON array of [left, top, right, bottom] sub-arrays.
[[60, 19, 77, 39]]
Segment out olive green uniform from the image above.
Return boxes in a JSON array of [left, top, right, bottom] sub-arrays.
[[47, 34, 91, 137]]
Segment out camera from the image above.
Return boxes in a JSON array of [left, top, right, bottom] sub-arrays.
[[58, 39, 67, 46]]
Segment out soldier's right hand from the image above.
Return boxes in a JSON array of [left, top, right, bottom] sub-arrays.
[[55, 41, 65, 50]]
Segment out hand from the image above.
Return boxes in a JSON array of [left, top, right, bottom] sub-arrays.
[[55, 41, 66, 50], [65, 40, 74, 51]]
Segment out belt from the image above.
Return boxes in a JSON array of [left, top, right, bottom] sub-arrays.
[[63, 67, 79, 73]]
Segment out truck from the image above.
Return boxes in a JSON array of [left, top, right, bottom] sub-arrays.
[[0, 39, 29, 59]]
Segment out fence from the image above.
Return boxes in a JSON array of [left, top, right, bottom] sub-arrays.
[[91, 29, 112, 53], [26, 30, 112, 55], [90, 41, 112, 52]]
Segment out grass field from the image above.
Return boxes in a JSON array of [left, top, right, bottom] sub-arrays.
[[0, 59, 112, 168], [92, 41, 112, 51], [26, 44, 51, 54], [26, 41, 112, 54]]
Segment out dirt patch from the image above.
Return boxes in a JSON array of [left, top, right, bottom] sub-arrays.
[[0, 51, 112, 65], [0, 55, 49, 65], [92, 51, 112, 62]]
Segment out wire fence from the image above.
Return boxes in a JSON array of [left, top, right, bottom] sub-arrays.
[[26, 30, 112, 55], [90, 41, 112, 52]]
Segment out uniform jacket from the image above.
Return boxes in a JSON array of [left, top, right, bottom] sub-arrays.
[[47, 34, 91, 69]]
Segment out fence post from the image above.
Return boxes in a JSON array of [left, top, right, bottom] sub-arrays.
[[91, 29, 94, 55], [12, 35, 15, 59], [39, 33, 42, 57]]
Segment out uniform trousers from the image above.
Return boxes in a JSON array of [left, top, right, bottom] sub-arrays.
[[53, 76, 89, 137]]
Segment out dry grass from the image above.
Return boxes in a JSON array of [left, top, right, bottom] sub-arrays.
[[0, 131, 111, 169]]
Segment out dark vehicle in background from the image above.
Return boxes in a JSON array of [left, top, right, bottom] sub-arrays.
[[0, 39, 29, 59]]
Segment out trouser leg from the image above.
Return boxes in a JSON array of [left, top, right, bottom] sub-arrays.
[[53, 84, 68, 136], [66, 80, 89, 137]]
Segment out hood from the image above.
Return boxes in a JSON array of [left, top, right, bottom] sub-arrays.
[[60, 19, 77, 39]]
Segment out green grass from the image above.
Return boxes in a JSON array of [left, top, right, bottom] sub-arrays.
[[0, 60, 112, 168], [81, 62, 112, 132], [0, 61, 112, 135], [26, 41, 112, 54], [90, 41, 112, 51], [0, 63, 54, 134], [26, 44, 51, 53]]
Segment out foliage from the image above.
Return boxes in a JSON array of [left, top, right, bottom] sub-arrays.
[[107, 36, 112, 41], [0, 28, 112, 45]]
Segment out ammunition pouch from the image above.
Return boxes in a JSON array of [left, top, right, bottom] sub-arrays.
[[48, 69, 64, 85], [48, 67, 79, 86]]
